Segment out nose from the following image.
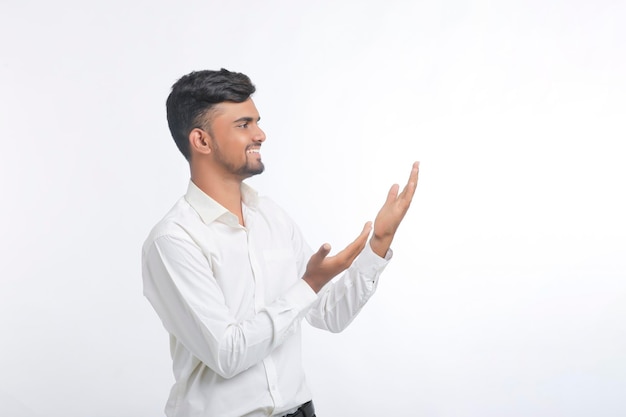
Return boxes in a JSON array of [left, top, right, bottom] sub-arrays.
[[254, 125, 266, 143]]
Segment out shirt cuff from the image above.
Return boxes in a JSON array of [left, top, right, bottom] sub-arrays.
[[286, 278, 319, 313], [352, 241, 393, 276]]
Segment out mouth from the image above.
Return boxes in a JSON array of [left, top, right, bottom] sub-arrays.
[[246, 147, 261, 156]]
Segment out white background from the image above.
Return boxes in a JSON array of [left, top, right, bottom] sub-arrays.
[[1, 1, 625, 416]]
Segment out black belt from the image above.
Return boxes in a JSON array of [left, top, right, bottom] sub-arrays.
[[283, 400, 315, 417]]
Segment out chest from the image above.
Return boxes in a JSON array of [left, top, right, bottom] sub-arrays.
[[193, 215, 299, 318]]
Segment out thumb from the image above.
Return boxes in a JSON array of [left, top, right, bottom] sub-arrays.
[[311, 243, 331, 264]]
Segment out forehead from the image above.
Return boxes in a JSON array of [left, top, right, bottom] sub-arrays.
[[211, 98, 259, 121]]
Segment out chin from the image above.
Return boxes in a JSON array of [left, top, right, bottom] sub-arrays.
[[250, 166, 265, 176], [239, 163, 265, 178]]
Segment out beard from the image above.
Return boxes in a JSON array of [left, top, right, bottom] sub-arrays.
[[236, 157, 265, 178], [212, 143, 265, 179]]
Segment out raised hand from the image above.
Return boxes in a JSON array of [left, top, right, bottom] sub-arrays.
[[370, 162, 420, 257], [303, 222, 373, 293]]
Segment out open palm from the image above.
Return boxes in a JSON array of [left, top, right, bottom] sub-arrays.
[[371, 162, 420, 257]]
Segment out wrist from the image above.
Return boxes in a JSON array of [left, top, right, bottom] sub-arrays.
[[302, 274, 323, 293], [369, 235, 392, 258]]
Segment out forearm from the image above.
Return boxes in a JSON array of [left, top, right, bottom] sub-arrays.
[[369, 234, 393, 258], [305, 242, 391, 332], [143, 237, 318, 379], [211, 281, 316, 377]]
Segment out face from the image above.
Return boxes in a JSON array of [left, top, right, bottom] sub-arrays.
[[205, 98, 266, 179]]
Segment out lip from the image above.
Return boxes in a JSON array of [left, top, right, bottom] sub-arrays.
[[246, 146, 261, 154]]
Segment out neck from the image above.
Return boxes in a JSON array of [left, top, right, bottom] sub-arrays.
[[191, 165, 245, 226]]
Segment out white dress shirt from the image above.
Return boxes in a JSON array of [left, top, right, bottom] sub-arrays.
[[142, 181, 391, 417]]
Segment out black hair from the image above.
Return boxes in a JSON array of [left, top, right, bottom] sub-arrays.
[[166, 68, 256, 160]]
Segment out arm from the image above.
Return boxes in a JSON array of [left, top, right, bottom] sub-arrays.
[[304, 162, 420, 332], [370, 161, 420, 257], [142, 235, 317, 379], [305, 240, 392, 332], [301, 222, 372, 292]]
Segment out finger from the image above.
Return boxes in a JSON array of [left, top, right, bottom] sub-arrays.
[[385, 184, 400, 205], [398, 161, 420, 201], [338, 221, 372, 260], [360, 221, 373, 238]]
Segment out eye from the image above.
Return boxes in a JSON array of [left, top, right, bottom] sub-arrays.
[[237, 122, 249, 128]]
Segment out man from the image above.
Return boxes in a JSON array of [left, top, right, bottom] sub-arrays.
[[142, 68, 419, 417]]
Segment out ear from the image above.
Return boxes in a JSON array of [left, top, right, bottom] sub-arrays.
[[188, 128, 212, 156]]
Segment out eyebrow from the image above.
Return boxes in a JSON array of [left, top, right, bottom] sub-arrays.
[[232, 116, 261, 124]]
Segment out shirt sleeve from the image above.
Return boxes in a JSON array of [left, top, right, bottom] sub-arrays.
[[282, 210, 393, 333], [142, 234, 318, 379], [304, 242, 393, 332]]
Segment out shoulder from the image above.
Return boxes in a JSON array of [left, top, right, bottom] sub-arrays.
[[142, 197, 202, 254]]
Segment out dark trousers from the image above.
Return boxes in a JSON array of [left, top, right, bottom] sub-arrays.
[[283, 400, 315, 417]]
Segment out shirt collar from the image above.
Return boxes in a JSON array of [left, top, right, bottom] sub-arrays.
[[184, 180, 260, 225]]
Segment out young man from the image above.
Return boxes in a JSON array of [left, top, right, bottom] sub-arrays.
[[142, 69, 419, 417]]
